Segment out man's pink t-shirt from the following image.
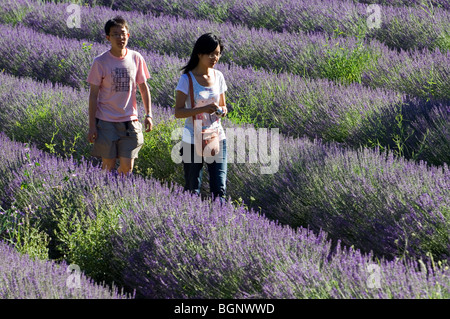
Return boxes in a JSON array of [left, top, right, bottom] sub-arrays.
[[87, 49, 150, 122]]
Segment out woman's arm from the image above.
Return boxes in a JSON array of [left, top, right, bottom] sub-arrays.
[[174, 90, 219, 118], [219, 92, 227, 117]]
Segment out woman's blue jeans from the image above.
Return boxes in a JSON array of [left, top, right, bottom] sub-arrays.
[[181, 139, 227, 200]]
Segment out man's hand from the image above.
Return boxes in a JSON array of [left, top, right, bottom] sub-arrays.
[[144, 117, 153, 132], [138, 81, 152, 132], [88, 127, 97, 143]]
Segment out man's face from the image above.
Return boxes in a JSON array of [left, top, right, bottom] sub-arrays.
[[106, 26, 129, 50]]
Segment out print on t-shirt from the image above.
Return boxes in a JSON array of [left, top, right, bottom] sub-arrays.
[[194, 90, 220, 126], [112, 67, 130, 92]]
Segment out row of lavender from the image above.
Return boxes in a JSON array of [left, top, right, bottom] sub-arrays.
[[0, 1, 446, 295], [1, 1, 450, 102], [0, 241, 131, 298], [1, 71, 448, 264], [43, 0, 450, 52], [357, 0, 450, 9], [0, 24, 448, 165], [0, 132, 448, 298]]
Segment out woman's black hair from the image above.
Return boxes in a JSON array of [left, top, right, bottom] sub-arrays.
[[181, 33, 224, 74]]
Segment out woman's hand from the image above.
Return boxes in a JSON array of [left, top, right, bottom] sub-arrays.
[[219, 105, 228, 117], [202, 103, 220, 114], [203, 104, 227, 117]]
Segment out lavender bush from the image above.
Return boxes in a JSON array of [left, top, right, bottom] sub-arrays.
[[0, 204, 50, 261], [0, 3, 381, 84], [35, 0, 450, 52], [367, 3, 450, 52], [0, 131, 141, 284], [348, 97, 450, 166], [0, 71, 187, 177], [0, 70, 402, 145], [0, 133, 448, 298], [0, 241, 132, 299], [1, 3, 449, 99], [0, 71, 449, 262], [0, 0, 448, 300], [361, 41, 450, 101], [225, 134, 450, 263], [411, 104, 450, 165], [115, 192, 449, 298], [0, 71, 91, 159], [2, 93, 449, 263], [0, 25, 449, 165], [355, 0, 450, 10]]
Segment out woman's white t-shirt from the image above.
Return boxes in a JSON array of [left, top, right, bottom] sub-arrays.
[[175, 70, 227, 144]]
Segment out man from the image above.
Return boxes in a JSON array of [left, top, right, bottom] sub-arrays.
[[87, 16, 152, 175]]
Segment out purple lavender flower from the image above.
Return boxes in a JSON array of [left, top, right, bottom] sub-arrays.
[[0, 241, 132, 299], [1, 129, 449, 299]]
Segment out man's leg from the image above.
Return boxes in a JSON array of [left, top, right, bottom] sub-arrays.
[[102, 157, 117, 172], [118, 157, 135, 175], [92, 119, 119, 170], [117, 120, 143, 175]]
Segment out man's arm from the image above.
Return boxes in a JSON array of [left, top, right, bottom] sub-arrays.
[[138, 81, 153, 132], [88, 84, 100, 143]]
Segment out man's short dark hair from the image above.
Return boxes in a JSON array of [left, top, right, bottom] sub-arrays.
[[105, 16, 129, 35]]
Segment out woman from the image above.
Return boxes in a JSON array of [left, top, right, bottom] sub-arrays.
[[174, 33, 228, 201]]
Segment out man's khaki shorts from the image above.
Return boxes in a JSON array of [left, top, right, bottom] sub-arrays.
[[92, 119, 144, 159]]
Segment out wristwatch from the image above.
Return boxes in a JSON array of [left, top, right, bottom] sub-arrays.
[[145, 114, 153, 119]]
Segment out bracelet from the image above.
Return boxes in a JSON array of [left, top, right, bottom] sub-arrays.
[[145, 114, 153, 119]]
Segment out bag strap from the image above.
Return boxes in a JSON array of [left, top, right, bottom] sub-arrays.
[[187, 72, 196, 124], [187, 71, 220, 125]]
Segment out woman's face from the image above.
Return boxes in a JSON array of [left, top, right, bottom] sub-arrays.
[[198, 44, 221, 69]]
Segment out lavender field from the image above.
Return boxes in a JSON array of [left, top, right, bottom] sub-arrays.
[[0, 0, 449, 299]]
